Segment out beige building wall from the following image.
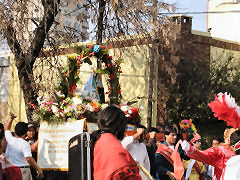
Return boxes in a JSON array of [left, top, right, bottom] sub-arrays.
[[208, 0, 240, 42], [210, 45, 240, 78], [7, 54, 27, 126]]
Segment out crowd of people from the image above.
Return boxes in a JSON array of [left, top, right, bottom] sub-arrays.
[[0, 105, 240, 180]]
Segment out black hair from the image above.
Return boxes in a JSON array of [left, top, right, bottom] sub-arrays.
[[212, 136, 223, 144], [15, 122, 28, 137], [164, 125, 177, 135], [137, 124, 147, 129], [28, 123, 38, 141], [92, 105, 127, 144], [187, 133, 194, 142], [137, 124, 147, 143], [0, 123, 4, 140], [230, 129, 240, 155], [148, 127, 159, 133]]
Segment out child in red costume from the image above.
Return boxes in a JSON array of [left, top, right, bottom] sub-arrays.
[[181, 128, 236, 180], [92, 105, 141, 180]]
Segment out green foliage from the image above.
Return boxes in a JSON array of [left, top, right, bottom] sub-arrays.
[[166, 53, 240, 126]]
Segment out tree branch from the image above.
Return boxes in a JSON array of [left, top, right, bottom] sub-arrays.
[[30, 0, 60, 62]]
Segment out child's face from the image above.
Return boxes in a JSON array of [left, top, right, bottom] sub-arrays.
[[27, 127, 35, 139]]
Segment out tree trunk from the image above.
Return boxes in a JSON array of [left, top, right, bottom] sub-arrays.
[[147, 0, 158, 129], [3, 0, 60, 121], [97, 0, 106, 45]]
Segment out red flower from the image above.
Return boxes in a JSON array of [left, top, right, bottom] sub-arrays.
[[88, 45, 93, 49], [117, 89, 121, 94], [107, 64, 111, 68], [106, 45, 111, 49], [110, 74, 115, 79], [100, 45, 105, 49], [72, 85, 77, 92]]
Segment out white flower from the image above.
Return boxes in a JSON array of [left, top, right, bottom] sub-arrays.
[[128, 110, 132, 114], [72, 97, 82, 105], [37, 97, 42, 104], [52, 105, 58, 113], [121, 105, 128, 112]]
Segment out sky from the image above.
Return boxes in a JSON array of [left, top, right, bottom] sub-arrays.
[[176, 0, 208, 32]]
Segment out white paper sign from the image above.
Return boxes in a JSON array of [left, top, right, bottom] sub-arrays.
[[37, 120, 85, 170]]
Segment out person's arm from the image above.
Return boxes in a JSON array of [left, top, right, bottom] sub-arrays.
[[25, 156, 43, 178], [145, 131, 156, 147], [4, 113, 17, 131], [181, 140, 220, 166], [122, 128, 144, 149], [31, 140, 38, 152]]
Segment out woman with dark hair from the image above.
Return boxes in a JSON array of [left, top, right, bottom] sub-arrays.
[[25, 123, 38, 180], [92, 105, 141, 180]]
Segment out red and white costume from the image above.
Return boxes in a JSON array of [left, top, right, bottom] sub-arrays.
[[185, 144, 235, 180]]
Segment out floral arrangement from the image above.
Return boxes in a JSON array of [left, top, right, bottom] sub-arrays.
[[32, 91, 109, 124], [120, 103, 141, 125], [32, 45, 122, 124]]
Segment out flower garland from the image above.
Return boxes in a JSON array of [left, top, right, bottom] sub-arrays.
[[68, 44, 122, 104], [32, 45, 123, 124]]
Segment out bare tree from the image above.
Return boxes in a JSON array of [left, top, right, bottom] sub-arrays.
[[0, 0, 176, 122]]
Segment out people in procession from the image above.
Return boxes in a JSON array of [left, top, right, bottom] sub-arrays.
[[4, 113, 43, 180], [183, 133, 206, 180], [92, 105, 141, 180], [181, 128, 236, 180], [155, 124, 189, 180]]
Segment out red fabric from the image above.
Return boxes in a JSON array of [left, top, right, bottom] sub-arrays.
[[170, 141, 184, 180], [93, 133, 141, 180], [156, 141, 184, 180], [208, 94, 240, 128], [156, 143, 173, 164], [186, 144, 235, 180], [6, 166, 22, 180]]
